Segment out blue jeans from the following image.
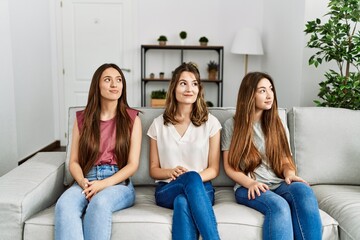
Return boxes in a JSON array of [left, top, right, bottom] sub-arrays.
[[55, 165, 135, 240], [235, 181, 322, 240], [155, 171, 220, 240]]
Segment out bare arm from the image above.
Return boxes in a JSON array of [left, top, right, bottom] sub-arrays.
[[282, 157, 308, 185], [69, 120, 88, 189], [149, 138, 187, 181], [223, 150, 269, 199], [199, 130, 220, 182]]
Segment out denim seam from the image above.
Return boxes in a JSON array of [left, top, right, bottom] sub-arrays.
[[283, 191, 305, 240]]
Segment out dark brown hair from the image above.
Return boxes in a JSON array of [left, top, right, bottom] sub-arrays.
[[228, 72, 295, 178], [78, 63, 132, 175], [163, 62, 208, 126]]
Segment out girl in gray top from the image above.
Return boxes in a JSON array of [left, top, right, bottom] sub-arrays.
[[222, 72, 322, 240]]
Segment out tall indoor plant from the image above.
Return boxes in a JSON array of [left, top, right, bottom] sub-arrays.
[[304, 0, 360, 110]]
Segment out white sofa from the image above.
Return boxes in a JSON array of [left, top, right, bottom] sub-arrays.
[[2, 106, 358, 240]]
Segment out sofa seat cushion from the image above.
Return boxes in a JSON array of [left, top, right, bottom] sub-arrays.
[[312, 185, 360, 240], [24, 186, 339, 240]]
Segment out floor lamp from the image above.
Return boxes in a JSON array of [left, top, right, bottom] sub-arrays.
[[231, 28, 264, 75]]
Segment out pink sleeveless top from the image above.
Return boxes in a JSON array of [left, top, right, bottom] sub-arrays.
[[76, 108, 138, 166]]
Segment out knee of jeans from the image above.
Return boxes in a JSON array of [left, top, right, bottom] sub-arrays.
[[271, 198, 291, 219], [290, 182, 318, 206], [173, 194, 190, 212], [55, 198, 76, 219], [88, 195, 110, 212], [183, 171, 201, 183]]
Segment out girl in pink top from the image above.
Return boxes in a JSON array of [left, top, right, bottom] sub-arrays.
[[55, 63, 142, 240]]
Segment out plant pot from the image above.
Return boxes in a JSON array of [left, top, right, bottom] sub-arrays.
[[151, 99, 166, 108], [180, 39, 186, 45], [159, 41, 166, 46], [200, 42, 208, 46], [208, 70, 217, 80]]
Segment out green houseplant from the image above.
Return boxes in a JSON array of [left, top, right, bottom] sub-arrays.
[[207, 60, 218, 80], [304, 0, 360, 110], [151, 89, 167, 107], [157, 35, 168, 46], [179, 31, 187, 40], [179, 31, 187, 45], [199, 36, 209, 46]]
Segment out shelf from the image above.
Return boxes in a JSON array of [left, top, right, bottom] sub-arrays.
[[141, 45, 224, 107], [141, 44, 223, 51], [143, 78, 222, 83]]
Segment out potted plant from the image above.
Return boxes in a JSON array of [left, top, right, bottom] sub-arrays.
[[304, 0, 360, 110], [159, 72, 165, 79], [206, 101, 214, 107], [179, 31, 187, 45], [207, 60, 218, 80], [199, 36, 209, 46], [157, 35, 168, 46], [151, 89, 167, 107]]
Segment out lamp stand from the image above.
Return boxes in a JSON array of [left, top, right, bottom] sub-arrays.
[[244, 54, 248, 75]]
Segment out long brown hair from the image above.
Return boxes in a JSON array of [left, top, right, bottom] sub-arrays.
[[78, 63, 132, 175], [163, 62, 208, 126], [228, 72, 295, 178]]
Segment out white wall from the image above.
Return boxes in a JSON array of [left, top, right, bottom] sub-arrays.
[[301, 0, 334, 106], [0, 0, 18, 176], [0, 0, 57, 175], [262, 0, 305, 110]]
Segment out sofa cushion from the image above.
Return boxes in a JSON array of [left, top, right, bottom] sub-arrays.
[[287, 107, 360, 185], [24, 186, 338, 240], [312, 185, 360, 240]]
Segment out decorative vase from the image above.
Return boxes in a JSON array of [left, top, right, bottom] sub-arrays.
[[208, 70, 217, 80], [151, 99, 166, 107]]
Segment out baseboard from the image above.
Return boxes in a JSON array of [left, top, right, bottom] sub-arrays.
[[18, 140, 61, 165]]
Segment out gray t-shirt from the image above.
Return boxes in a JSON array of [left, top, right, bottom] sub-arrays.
[[221, 118, 289, 190]]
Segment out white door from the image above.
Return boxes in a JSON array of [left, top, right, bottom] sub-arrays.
[[61, 0, 135, 144]]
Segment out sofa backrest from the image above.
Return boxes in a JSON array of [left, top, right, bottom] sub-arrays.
[[287, 107, 360, 185], [64, 107, 286, 187]]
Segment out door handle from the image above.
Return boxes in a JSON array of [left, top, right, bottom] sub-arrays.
[[121, 68, 131, 72]]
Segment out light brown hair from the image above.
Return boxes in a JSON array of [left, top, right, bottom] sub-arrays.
[[228, 72, 295, 178], [163, 62, 208, 126]]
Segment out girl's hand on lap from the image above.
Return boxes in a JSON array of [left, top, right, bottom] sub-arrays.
[[169, 166, 188, 181], [248, 181, 269, 200]]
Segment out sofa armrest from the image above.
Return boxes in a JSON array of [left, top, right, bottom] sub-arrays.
[[0, 152, 66, 240]]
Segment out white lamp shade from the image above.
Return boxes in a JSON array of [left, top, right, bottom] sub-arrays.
[[231, 28, 264, 55]]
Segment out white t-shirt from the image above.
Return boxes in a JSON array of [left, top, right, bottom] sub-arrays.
[[147, 113, 222, 182]]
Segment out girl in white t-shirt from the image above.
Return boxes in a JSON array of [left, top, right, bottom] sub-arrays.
[[147, 62, 221, 240]]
